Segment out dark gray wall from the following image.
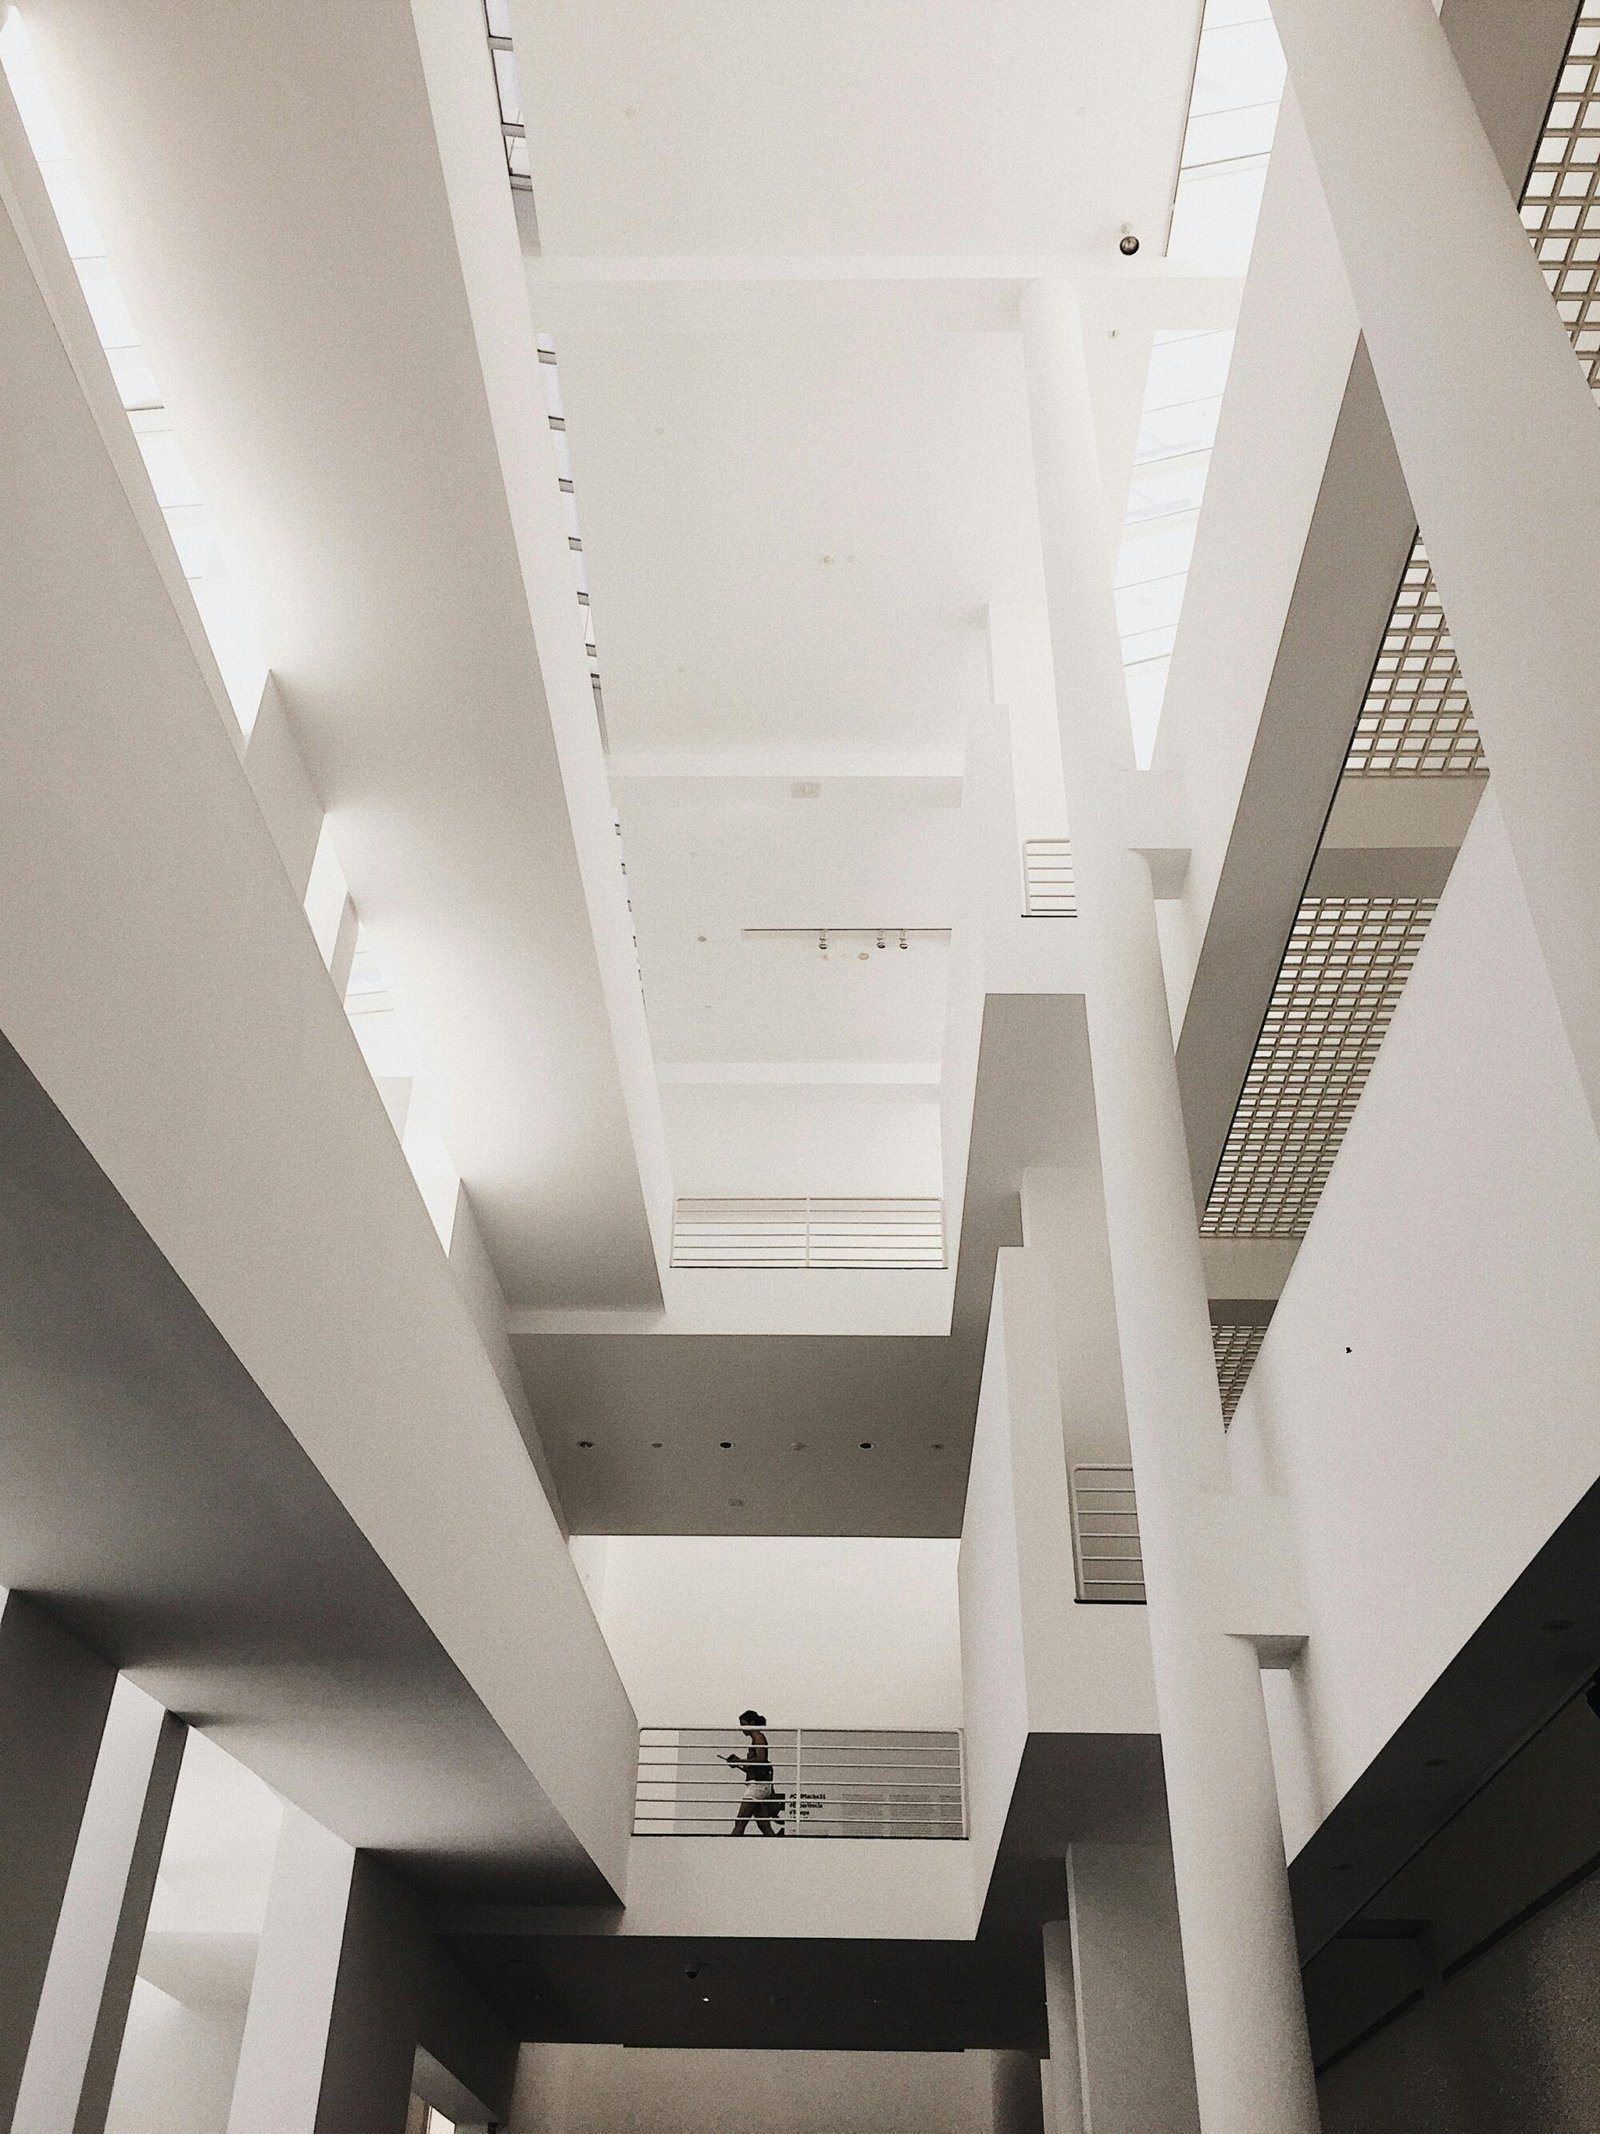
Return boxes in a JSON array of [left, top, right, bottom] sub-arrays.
[[0, 1594, 115, 2124], [1319, 1862, 1600, 2133], [316, 1855, 518, 2134]]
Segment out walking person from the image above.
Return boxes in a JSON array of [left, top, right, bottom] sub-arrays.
[[726, 1709, 784, 1835]]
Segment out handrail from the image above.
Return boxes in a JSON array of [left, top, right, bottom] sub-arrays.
[[1069, 1463, 1146, 1603], [1022, 838, 1077, 917], [634, 1727, 966, 1838]]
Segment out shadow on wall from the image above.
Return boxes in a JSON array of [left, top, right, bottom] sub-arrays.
[[1318, 1853, 1600, 2134]]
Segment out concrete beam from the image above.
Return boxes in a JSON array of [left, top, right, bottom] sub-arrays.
[[1306, 772, 1488, 898], [525, 258, 1242, 336], [1169, 0, 1573, 1210]]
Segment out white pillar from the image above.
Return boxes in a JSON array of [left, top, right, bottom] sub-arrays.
[[1273, 0, 1600, 1131], [226, 1807, 357, 2134], [13, 1676, 184, 2134], [1066, 1845, 1200, 2134], [1018, 1167, 1129, 1473], [1040, 1921, 1085, 2134], [1021, 280, 1320, 2134]]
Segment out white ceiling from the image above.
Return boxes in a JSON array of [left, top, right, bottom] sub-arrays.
[[549, 321, 1045, 1201], [517, 0, 1205, 258], [556, 330, 1045, 753], [522, 0, 1212, 1225], [617, 783, 960, 1057]]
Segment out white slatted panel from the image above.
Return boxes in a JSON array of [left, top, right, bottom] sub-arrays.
[[1022, 838, 1078, 916], [1069, 1465, 1146, 1605]]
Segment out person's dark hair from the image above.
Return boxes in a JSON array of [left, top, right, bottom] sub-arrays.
[[739, 1709, 766, 1726]]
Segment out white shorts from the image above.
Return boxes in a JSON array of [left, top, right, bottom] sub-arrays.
[[742, 1781, 777, 1805]]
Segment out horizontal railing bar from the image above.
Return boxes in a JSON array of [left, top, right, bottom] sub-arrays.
[[637, 1759, 962, 1772]]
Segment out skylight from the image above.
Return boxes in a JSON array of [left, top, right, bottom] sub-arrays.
[[0, 10, 267, 734], [1167, 0, 1286, 275], [1115, 327, 1236, 765], [1113, 0, 1286, 764]]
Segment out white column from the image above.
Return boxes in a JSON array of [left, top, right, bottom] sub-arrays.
[[1273, 0, 1600, 1131], [1018, 1167, 1129, 1473], [226, 1807, 356, 2134], [13, 1676, 184, 2134], [1066, 1844, 1200, 2134], [1040, 1921, 1085, 2134], [1020, 280, 1320, 2134]]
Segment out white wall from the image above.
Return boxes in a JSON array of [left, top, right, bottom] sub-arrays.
[[661, 1084, 944, 1199], [570, 1535, 962, 1729], [0, 125, 637, 1890], [1230, 795, 1600, 1852], [959, 1252, 1158, 1905], [104, 1984, 246, 2134], [509, 2044, 995, 2134], [616, 1837, 975, 1940]]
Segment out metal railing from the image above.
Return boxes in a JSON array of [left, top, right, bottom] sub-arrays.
[[1069, 1464, 1146, 1603], [633, 1728, 966, 1837], [1023, 838, 1078, 916], [671, 1198, 946, 1270]]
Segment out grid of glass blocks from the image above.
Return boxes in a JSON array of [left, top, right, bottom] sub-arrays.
[[1212, 1322, 1269, 1422], [1202, 899, 1436, 1239], [1346, 540, 1483, 775], [1522, 0, 1600, 384]]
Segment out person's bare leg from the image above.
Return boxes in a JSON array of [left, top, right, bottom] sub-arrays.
[[733, 1801, 754, 1836]]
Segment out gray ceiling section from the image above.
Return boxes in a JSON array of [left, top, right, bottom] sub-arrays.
[[1174, 0, 1581, 1211], [436, 1727, 1167, 2052], [520, 993, 1095, 1536], [0, 1034, 611, 1905], [444, 1922, 1046, 2056]]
